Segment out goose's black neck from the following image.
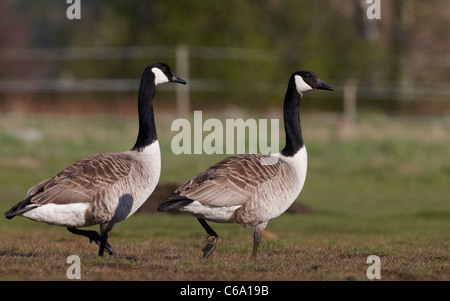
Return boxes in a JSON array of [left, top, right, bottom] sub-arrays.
[[132, 68, 157, 152], [280, 80, 304, 157]]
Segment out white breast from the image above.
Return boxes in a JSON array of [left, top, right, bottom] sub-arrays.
[[124, 141, 161, 218], [264, 146, 308, 219], [279, 146, 308, 197]]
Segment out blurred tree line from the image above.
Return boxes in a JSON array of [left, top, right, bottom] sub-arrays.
[[0, 0, 449, 110]]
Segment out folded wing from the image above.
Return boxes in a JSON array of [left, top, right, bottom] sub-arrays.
[[160, 154, 285, 209]]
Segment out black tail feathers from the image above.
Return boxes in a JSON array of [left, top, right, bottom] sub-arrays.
[[157, 199, 193, 212], [4, 195, 37, 219]]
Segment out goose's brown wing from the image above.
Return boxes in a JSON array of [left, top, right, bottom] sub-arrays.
[[27, 152, 133, 205]]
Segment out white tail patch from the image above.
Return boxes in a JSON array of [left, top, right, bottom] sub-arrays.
[[21, 203, 90, 227]]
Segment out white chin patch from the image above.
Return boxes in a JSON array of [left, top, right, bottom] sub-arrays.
[[152, 67, 169, 85], [295, 75, 313, 93]]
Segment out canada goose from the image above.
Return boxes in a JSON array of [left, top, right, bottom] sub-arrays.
[[158, 70, 333, 258], [5, 63, 186, 257]]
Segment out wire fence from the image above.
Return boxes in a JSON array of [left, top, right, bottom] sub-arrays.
[[1, 45, 450, 119]]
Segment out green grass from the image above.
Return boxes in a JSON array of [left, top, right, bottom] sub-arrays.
[[0, 111, 449, 280]]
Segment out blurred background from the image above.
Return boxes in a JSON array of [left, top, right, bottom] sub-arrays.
[[0, 0, 449, 115]]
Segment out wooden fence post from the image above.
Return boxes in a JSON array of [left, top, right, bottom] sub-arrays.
[[343, 80, 357, 130]]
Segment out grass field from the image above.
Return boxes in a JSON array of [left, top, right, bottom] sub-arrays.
[[0, 110, 449, 281]]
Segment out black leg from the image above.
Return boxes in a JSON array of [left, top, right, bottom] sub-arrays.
[[67, 227, 116, 256], [197, 218, 218, 258], [98, 231, 108, 257], [197, 218, 218, 237]]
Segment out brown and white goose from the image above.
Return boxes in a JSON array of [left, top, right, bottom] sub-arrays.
[[5, 63, 186, 257], [158, 70, 333, 258]]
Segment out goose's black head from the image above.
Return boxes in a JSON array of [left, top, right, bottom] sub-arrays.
[[291, 70, 334, 94], [148, 62, 187, 86]]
